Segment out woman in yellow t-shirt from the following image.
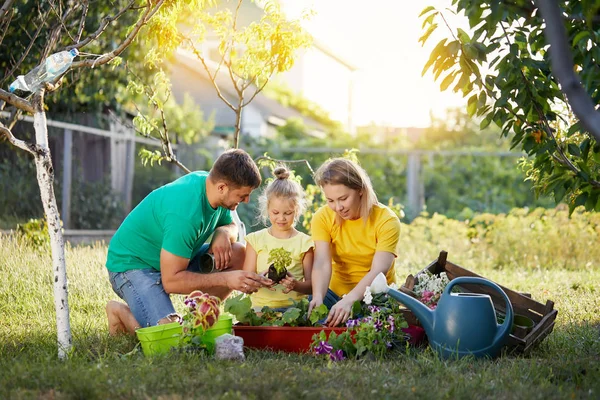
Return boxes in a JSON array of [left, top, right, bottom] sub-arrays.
[[243, 166, 314, 310], [309, 158, 401, 327]]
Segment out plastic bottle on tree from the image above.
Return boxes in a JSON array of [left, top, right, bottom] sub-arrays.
[[8, 48, 79, 93]]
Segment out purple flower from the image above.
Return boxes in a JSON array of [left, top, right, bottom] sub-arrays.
[[374, 319, 384, 332], [387, 315, 395, 333], [184, 298, 197, 310], [329, 349, 345, 362], [386, 341, 393, 349], [346, 319, 359, 328], [368, 305, 381, 314], [314, 341, 333, 355]]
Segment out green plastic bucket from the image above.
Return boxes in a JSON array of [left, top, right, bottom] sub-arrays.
[[136, 322, 182, 356], [201, 314, 233, 353]]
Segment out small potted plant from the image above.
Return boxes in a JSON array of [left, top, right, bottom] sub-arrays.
[[267, 247, 292, 283]]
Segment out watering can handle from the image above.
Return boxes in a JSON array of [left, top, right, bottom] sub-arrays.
[[445, 277, 514, 343]]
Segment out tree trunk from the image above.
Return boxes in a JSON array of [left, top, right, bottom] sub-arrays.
[[32, 92, 72, 359]]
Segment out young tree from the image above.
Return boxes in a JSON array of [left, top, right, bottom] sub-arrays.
[[183, 0, 313, 148], [420, 0, 600, 213], [0, 0, 209, 359], [131, 0, 313, 240]]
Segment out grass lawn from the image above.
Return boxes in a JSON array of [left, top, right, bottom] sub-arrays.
[[1, 209, 599, 399]]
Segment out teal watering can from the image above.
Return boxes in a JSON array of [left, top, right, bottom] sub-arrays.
[[374, 274, 513, 359]]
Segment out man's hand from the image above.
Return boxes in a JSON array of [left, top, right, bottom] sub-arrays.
[[226, 270, 272, 294], [209, 231, 233, 270]]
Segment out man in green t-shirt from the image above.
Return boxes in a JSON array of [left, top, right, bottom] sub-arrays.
[[105, 149, 272, 335]]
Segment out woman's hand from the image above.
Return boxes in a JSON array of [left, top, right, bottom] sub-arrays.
[[280, 271, 298, 294], [307, 296, 323, 318], [325, 297, 353, 327]]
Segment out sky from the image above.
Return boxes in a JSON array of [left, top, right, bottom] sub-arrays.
[[282, 0, 468, 128]]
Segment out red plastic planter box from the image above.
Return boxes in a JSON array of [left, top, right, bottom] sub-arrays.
[[233, 325, 426, 353], [233, 326, 348, 353]]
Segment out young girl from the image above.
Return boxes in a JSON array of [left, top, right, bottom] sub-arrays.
[[243, 166, 313, 310]]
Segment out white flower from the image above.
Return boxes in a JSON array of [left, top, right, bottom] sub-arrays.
[[370, 272, 389, 294], [363, 287, 373, 305]]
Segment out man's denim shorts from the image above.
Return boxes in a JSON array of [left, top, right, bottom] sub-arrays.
[[108, 244, 210, 327]]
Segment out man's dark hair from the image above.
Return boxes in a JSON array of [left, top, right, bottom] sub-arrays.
[[209, 149, 261, 188]]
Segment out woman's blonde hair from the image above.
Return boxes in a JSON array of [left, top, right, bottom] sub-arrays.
[[314, 158, 378, 224], [258, 166, 307, 226]]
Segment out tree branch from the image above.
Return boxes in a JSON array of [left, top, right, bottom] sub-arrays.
[[0, 0, 15, 20], [0, 89, 35, 113], [76, 0, 89, 42], [187, 39, 237, 112], [255, 155, 315, 175], [71, 0, 166, 69], [1, 11, 49, 86], [0, 121, 37, 155], [66, 0, 136, 51], [536, 0, 600, 144], [499, 21, 600, 188]]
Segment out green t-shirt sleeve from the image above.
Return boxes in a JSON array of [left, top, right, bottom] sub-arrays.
[[217, 209, 233, 227], [162, 215, 197, 259]]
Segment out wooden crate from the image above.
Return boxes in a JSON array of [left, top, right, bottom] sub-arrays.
[[400, 250, 558, 354]]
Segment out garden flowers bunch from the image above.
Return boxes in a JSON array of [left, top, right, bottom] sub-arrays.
[[311, 300, 408, 361], [179, 290, 221, 348], [413, 271, 449, 309]]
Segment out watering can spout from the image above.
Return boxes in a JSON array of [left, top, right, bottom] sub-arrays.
[[370, 273, 435, 331]]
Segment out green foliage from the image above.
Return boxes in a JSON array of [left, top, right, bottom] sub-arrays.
[[267, 247, 292, 274], [420, 2, 600, 213], [69, 176, 124, 230], [16, 218, 49, 249], [1, 214, 600, 397], [224, 295, 328, 327], [311, 296, 409, 361]]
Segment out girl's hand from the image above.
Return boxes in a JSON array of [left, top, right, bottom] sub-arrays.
[[280, 271, 298, 294], [258, 270, 277, 291], [325, 297, 353, 327]]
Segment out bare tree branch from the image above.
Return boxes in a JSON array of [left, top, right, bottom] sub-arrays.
[[255, 155, 315, 175], [0, 0, 15, 20], [71, 0, 165, 69], [187, 39, 237, 112], [0, 89, 35, 113], [536, 0, 600, 144], [66, 0, 136, 51], [1, 11, 49, 86], [76, 0, 88, 42], [47, 0, 77, 43], [0, 6, 13, 48], [0, 121, 37, 155]]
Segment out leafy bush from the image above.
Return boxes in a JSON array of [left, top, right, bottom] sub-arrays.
[[16, 218, 50, 249]]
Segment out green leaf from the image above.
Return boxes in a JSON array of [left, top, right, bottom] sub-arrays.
[[568, 143, 581, 157], [447, 40, 461, 56], [585, 190, 598, 211], [281, 307, 301, 325], [419, 23, 438, 45], [480, 114, 492, 130], [309, 304, 329, 325], [554, 183, 567, 203], [574, 192, 588, 208], [419, 6, 436, 17], [440, 72, 456, 91], [467, 94, 478, 117], [572, 31, 591, 46], [457, 28, 470, 43]]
